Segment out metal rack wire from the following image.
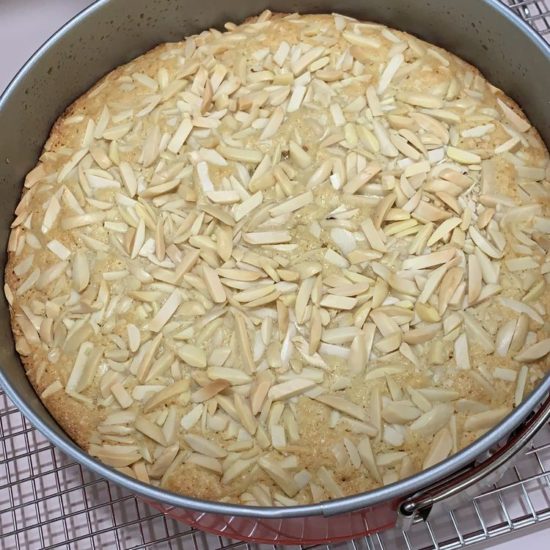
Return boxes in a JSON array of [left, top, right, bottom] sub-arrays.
[[3, 387, 550, 550], [507, 0, 550, 34], [1, 1, 549, 549]]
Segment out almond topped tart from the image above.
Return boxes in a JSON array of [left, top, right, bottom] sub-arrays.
[[5, 10, 550, 506]]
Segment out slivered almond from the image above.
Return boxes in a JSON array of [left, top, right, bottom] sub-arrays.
[[207, 367, 251, 385], [143, 379, 190, 412], [135, 416, 166, 446], [361, 218, 387, 252], [261, 106, 285, 139], [402, 248, 455, 270], [366, 85, 383, 116], [243, 290, 280, 308], [468, 254, 482, 304], [187, 453, 222, 474], [234, 192, 263, 222], [89, 445, 141, 468], [469, 226, 503, 259], [140, 179, 180, 199], [515, 366, 528, 407], [47, 240, 70, 260], [72, 251, 90, 292], [41, 380, 63, 399], [259, 457, 300, 497], [66, 342, 102, 393], [173, 249, 201, 283], [289, 140, 312, 168], [234, 312, 255, 373], [496, 98, 531, 132], [423, 428, 452, 469], [234, 284, 276, 303], [217, 268, 262, 281], [495, 319, 517, 357], [111, 383, 133, 409], [200, 203, 235, 226], [427, 218, 461, 247], [295, 277, 315, 324], [202, 264, 227, 303], [454, 333, 470, 369], [464, 407, 510, 431], [373, 192, 396, 228], [416, 302, 440, 323], [291, 45, 325, 75], [410, 404, 453, 436], [358, 437, 381, 482], [438, 267, 464, 315], [126, 323, 141, 353], [243, 231, 292, 245], [148, 289, 182, 332], [383, 402, 421, 424], [287, 85, 307, 113], [251, 372, 273, 415], [375, 332, 402, 354], [221, 457, 255, 484], [234, 393, 257, 435], [370, 311, 400, 337], [328, 282, 370, 297], [167, 116, 193, 153], [500, 297, 543, 325], [269, 379, 316, 401], [413, 201, 451, 223], [378, 53, 404, 94], [57, 148, 88, 183], [269, 191, 313, 216], [218, 143, 263, 163], [402, 324, 441, 345], [515, 338, 550, 362], [313, 394, 366, 421], [181, 405, 203, 431], [397, 91, 443, 109], [320, 295, 357, 310], [343, 163, 381, 194], [446, 146, 481, 164], [207, 190, 241, 204], [176, 344, 206, 368], [42, 196, 61, 234], [184, 434, 228, 459], [309, 306, 322, 355], [317, 466, 344, 498], [191, 379, 230, 402]]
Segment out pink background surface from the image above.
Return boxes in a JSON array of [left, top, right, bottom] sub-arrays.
[[0, 1, 549, 549]]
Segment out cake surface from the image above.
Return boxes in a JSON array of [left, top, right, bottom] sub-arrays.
[[5, 11, 550, 505]]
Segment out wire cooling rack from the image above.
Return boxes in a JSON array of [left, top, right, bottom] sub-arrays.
[[1, 1, 550, 549], [507, 0, 550, 34]]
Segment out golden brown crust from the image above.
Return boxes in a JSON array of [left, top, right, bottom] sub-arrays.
[[6, 284, 98, 448]]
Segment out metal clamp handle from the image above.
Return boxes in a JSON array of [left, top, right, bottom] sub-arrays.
[[398, 392, 550, 528]]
